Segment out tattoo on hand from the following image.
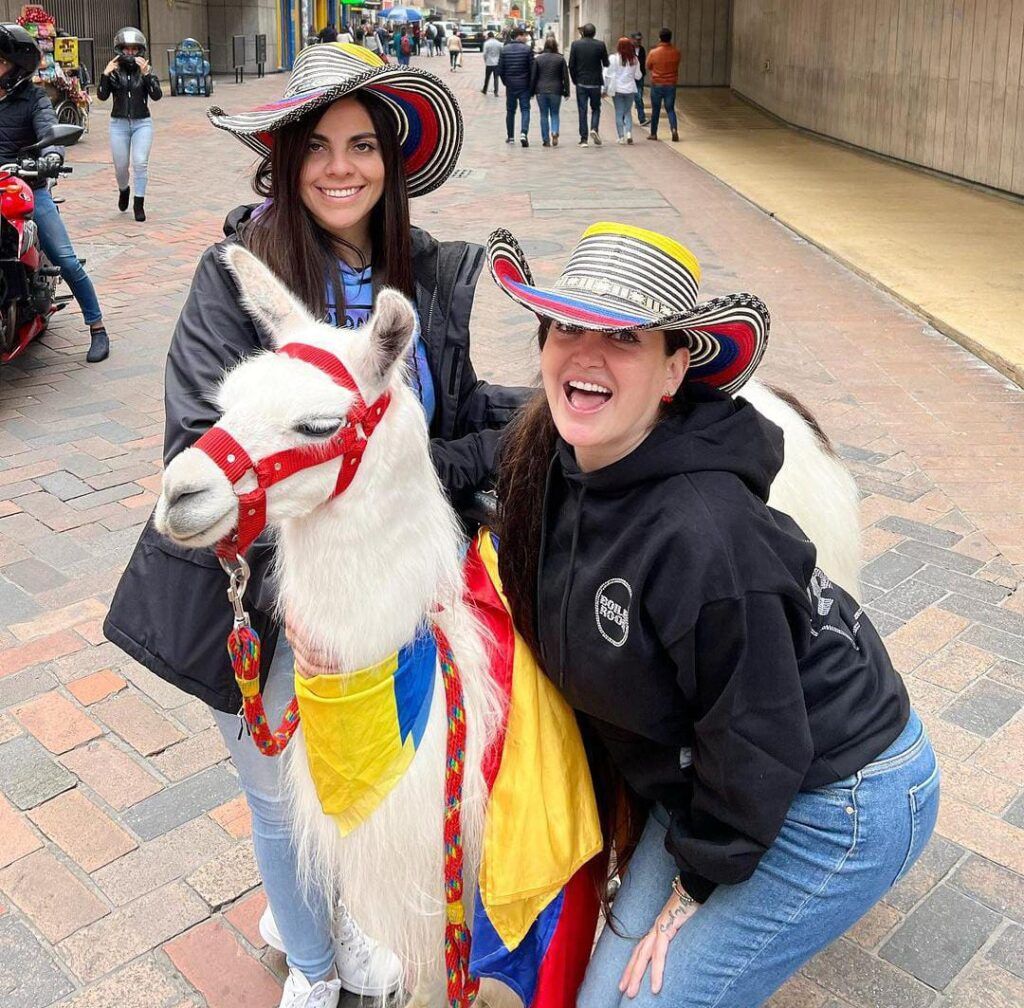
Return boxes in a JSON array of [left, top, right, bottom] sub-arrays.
[[658, 903, 688, 933]]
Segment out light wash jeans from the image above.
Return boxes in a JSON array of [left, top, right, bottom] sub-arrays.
[[536, 92, 562, 143], [108, 117, 153, 197], [32, 187, 102, 325], [579, 709, 939, 1008], [211, 636, 337, 982], [612, 92, 635, 138]]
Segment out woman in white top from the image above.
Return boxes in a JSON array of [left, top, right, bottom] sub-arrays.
[[604, 36, 643, 143]]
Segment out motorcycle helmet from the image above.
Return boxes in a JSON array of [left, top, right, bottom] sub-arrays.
[[114, 26, 147, 56], [0, 24, 41, 94]]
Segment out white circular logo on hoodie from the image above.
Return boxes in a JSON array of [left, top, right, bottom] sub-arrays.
[[595, 578, 632, 647]]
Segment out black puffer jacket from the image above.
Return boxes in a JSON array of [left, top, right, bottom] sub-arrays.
[[104, 207, 530, 713], [96, 59, 161, 118], [0, 83, 62, 188]]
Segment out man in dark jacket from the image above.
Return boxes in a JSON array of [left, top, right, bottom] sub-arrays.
[[317, 22, 338, 43], [497, 27, 534, 146], [0, 23, 110, 362], [103, 207, 530, 715], [567, 22, 609, 146], [630, 30, 648, 126]]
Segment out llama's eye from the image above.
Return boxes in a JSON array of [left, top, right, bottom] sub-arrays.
[[294, 418, 344, 439]]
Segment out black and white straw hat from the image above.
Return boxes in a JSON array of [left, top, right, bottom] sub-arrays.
[[207, 43, 462, 198]]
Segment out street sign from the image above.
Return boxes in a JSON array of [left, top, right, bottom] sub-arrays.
[[534, 2, 544, 13]]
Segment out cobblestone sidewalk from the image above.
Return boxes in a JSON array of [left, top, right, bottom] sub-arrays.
[[0, 56, 1022, 1008]]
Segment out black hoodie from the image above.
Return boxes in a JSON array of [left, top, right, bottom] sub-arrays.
[[536, 386, 909, 900]]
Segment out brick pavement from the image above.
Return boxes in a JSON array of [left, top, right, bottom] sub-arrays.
[[0, 54, 1022, 1007]]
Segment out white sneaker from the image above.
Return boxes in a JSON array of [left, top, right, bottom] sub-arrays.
[[261, 905, 403, 997], [280, 967, 341, 1008]]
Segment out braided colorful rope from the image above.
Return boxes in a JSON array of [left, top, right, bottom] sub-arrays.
[[227, 624, 300, 756], [436, 625, 479, 1008]]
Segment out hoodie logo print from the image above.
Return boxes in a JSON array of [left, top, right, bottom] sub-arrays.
[[595, 578, 632, 647]]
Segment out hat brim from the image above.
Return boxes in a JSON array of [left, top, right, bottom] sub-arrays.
[[487, 229, 769, 395], [207, 64, 463, 199]]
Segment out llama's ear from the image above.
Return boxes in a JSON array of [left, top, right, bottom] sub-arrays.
[[220, 245, 314, 347], [365, 288, 417, 381]]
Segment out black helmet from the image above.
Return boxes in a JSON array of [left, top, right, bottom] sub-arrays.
[[0, 24, 41, 94], [114, 26, 147, 56]]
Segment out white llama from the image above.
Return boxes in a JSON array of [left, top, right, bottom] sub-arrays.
[[154, 246, 862, 1000]]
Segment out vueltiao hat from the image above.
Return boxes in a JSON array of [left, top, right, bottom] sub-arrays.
[[487, 223, 770, 394], [207, 43, 462, 198]]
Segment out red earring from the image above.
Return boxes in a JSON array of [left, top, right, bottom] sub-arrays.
[[661, 394, 674, 403]]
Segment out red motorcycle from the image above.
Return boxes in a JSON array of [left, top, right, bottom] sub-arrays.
[[0, 123, 82, 364]]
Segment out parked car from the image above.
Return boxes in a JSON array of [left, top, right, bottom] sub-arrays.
[[458, 22, 485, 50]]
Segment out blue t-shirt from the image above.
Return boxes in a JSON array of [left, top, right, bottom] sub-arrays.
[[326, 262, 435, 425]]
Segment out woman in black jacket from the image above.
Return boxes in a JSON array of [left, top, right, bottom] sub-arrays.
[[530, 36, 570, 147], [104, 45, 526, 1008], [491, 223, 938, 1008], [96, 27, 160, 221]]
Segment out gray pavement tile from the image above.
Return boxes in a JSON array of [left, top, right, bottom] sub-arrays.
[[0, 558, 68, 594], [988, 922, 1024, 981], [861, 550, 924, 590], [879, 884, 1002, 989], [0, 736, 78, 810], [876, 516, 962, 547], [34, 471, 93, 502], [0, 915, 75, 1007], [940, 679, 1024, 736], [864, 607, 906, 637], [121, 765, 241, 840], [803, 938, 934, 1008], [60, 453, 112, 479], [914, 565, 1012, 604], [895, 539, 985, 575], [856, 476, 927, 502], [837, 444, 890, 464], [0, 577, 44, 622], [885, 835, 965, 913], [0, 666, 58, 709], [1003, 793, 1024, 829], [960, 625, 1024, 664], [948, 855, 1024, 924], [939, 594, 1024, 638], [871, 579, 948, 621]]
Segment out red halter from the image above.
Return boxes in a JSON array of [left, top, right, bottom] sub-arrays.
[[193, 342, 391, 559]]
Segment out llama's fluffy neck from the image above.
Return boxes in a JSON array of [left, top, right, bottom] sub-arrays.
[[274, 386, 464, 670]]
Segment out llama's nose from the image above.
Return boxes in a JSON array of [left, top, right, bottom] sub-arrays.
[[164, 484, 202, 510]]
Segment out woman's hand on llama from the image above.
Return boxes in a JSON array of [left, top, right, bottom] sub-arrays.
[[618, 892, 699, 997]]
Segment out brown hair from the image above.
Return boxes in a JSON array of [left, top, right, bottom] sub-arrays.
[[543, 35, 559, 53], [242, 91, 415, 318], [616, 37, 637, 64]]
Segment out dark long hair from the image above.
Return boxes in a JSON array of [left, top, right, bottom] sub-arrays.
[[242, 91, 415, 318]]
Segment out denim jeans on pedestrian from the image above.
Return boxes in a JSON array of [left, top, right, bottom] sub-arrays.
[[536, 92, 562, 143], [576, 84, 602, 139], [633, 80, 646, 122], [612, 92, 634, 138], [211, 636, 337, 983], [579, 709, 939, 1008], [399, 52, 411, 66], [506, 89, 530, 138], [32, 187, 102, 326], [108, 117, 153, 197], [650, 84, 678, 136], [483, 65, 499, 94]]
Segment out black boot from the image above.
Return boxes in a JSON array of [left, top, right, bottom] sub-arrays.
[[86, 326, 109, 363], [118, 187, 130, 212], [133, 196, 146, 222]]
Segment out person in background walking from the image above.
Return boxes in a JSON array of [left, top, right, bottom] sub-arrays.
[[646, 26, 682, 142], [604, 36, 641, 144], [434, 20, 446, 57], [498, 27, 534, 147], [98, 26, 160, 222], [425, 20, 437, 56], [317, 22, 338, 43], [530, 35, 568, 147], [337, 24, 354, 45], [481, 31, 502, 95], [568, 22, 608, 146], [447, 29, 462, 71], [396, 25, 413, 66], [630, 31, 648, 126]]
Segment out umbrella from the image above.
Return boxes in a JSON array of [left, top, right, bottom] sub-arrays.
[[387, 7, 422, 22]]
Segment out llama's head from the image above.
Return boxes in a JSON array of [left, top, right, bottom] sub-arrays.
[[155, 245, 418, 553]]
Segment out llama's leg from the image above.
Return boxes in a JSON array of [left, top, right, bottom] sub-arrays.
[[210, 638, 337, 983]]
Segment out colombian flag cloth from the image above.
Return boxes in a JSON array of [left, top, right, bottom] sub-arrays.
[[293, 625, 436, 836], [468, 529, 603, 1008]]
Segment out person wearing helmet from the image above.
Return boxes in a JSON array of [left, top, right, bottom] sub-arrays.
[[97, 27, 161, 222], [0, 23, 110, 362]]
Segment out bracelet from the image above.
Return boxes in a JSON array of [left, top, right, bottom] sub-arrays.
[[671, 875, 698, 906]]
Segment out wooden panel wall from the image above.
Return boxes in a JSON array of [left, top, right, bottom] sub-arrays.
[[731, 0, 1024, 195], [571, 0, 733, 85]]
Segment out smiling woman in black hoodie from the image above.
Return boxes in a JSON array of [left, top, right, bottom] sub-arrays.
[[490, 223, 939, 1008]]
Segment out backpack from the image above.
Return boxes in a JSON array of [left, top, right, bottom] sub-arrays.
[[426, 23, 437, 39], [401, 35, 412, 55]]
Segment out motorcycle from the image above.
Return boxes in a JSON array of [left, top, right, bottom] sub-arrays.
[[0, 122, 82, 364]]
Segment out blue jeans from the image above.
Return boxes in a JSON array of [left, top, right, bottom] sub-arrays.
[[634, 80, 647, 121], [506, 89, 530, 138], [32, 187, 102, 326], [211, 637, 336, 983], [650, 84, 678, 136], [536, 92, 562, 142], [109, 117, 153, 197], [612, 93, 634, 138], [576, 84, 602, 139], [579, 709, 939, 1008]]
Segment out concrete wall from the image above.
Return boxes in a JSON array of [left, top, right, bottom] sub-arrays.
[[207, 0, 280, 74], [731, 0, 1024, 196], [563, 0, 732, 85], [144, 0, 209, 75]]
